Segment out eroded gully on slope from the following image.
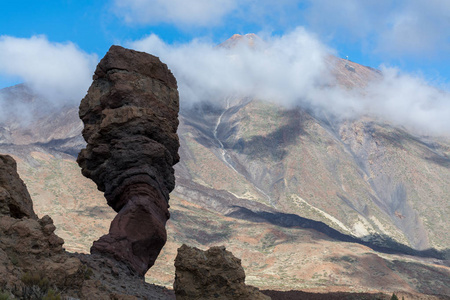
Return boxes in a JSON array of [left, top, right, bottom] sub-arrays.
[[213, 98, 276, 208]]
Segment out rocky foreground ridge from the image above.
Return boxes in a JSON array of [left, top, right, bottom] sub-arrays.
[[0, 152, 175, 299]]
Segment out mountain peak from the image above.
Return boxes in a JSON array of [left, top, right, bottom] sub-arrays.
[[218, 33, 264, 49]]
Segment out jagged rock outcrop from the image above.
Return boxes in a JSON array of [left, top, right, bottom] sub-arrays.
[[0, 153, 175, 299], [0, 154, 37, 219], [174, 244, 270, 300], [77, 45, 180, 276], [0, 154, 86, 297]]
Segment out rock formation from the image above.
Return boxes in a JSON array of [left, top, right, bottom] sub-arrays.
[[0, 154, 86, 297], [77, 45, 180, 276], [174, 244, 270, 300], [0, 44, 180, 298], [0, 154, 37, 219], [0, 153, 175, 299]]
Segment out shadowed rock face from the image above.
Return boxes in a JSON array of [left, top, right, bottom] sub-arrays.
[[0, 154, 37, 219], [77, 45, 180, 276]]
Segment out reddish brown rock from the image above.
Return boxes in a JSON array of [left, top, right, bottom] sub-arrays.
[[0, 153, 175, 299], [77, 45, 180, 276], [0, 154, 37, 219], [174, 244, 270, 300], [0, 154, 86, 297]]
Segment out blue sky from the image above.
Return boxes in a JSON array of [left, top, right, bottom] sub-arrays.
[[1, 0, 450, 88], [1, 1, 450, 134]]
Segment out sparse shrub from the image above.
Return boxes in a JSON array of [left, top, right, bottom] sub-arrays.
[[9, 254, 19, 266], [21, 271, 61, 300], [0, 290, 10, 300], [21, 271, 50, 290], [79, 264, 94, 280], [42, 288, 61, 300]]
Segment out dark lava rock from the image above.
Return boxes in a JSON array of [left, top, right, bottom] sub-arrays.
[[77, 45, 180, 277]]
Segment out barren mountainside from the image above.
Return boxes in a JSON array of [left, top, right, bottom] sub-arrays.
[[0, 49, 450, 297]]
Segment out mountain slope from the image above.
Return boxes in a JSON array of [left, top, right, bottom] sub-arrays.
[[175, 93, 450, 251], [0, 54, 449, 297]]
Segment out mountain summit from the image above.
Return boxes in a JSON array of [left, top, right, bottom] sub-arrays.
[[218, 33, 264, 49]]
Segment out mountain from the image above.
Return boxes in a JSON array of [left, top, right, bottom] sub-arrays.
[[174, 57, 450, 253], [217, 33, 265, 49], [0, 38, 449, 297]]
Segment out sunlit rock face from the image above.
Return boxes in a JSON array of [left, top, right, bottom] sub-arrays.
[[174, 244, 270, 300], [0, 154, 86, 295], [77, 45, 180, 276]]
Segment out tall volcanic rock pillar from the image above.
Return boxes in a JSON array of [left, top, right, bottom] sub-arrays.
[[77, 45, 179, 276]]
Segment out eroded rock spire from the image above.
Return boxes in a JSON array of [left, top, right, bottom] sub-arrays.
[[77, 45, 179, 276]]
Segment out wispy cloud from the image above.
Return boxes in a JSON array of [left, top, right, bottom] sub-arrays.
[[0, 35, 97, 105], [304, 0, 450, 58], [364, 67, 450, 134], [114, 0, 450, 60], [0, 29, 448, 135], [130, 30, 450, 135], [130, 28, 332, 105], [113, 0, 237, 27]]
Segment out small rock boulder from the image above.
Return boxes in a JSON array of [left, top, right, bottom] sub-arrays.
[[174, 244, 270, 300]]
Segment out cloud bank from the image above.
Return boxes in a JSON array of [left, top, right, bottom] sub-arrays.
[[312, 67, 450, 135], [0, 30, 448, 135], [364, 68, 450, 134], [0, 35, 97, 105], [130, 29, 332, 106], [130, 30, 450, 135]]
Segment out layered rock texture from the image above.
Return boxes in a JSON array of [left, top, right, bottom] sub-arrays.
[[0, 153, 175, 299], [77, 45, 180, 276], [174, 244, 270, 300]]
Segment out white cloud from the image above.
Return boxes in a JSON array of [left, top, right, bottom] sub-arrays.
[[376, 1, 450, 56], [113, 0, 237, 27], [112, 0, 308, 30], [114, 0, 450, 60], [305, 0, 390, 41], [130, 28, 332, 106], [304, 0, 450, 58], [0, 35, 97, 105], [130, 29, 450, 135], [364, 67, 450, 134]]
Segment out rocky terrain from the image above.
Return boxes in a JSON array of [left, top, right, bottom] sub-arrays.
[[0, 152, 175, 299], [0, 35, 449, 298]]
